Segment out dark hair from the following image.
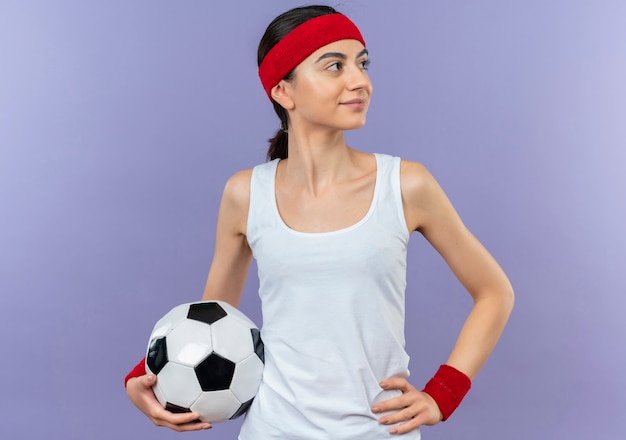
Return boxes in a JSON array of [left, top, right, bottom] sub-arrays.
[[257, 5, 339, 160]]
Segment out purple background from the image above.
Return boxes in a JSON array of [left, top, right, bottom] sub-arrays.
[[1, 1, 625, 438]]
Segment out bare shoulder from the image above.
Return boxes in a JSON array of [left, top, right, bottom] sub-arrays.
[[399, 159, 439, 201], [216, 168, 254, 237], [222, 168, 253, 210], [399, 159, 454, 232]]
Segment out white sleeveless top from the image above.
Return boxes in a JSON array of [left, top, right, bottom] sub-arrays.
[[239, 153, 420, 439]]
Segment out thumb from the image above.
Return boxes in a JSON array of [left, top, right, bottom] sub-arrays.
[[144, 374, 157, 386]]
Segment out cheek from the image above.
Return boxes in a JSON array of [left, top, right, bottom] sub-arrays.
[[309, 78, 340, 97], [294, 72, 340, 103], [293, 90, 339, 121]]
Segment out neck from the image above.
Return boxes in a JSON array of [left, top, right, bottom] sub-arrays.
[[282, 126, 355, 195]]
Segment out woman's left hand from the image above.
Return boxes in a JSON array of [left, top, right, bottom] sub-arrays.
[[371, 377, 443, 435]]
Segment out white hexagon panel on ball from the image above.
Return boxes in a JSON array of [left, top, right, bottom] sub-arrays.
[[154, 362, 203, 410], [165, 319, 213, 366], [211, 317, 255, 363]]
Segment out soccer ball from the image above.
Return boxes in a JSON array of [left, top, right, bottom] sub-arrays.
[[145, 300, 264, 423]]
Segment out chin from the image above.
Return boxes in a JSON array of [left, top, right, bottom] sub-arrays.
[[318, 115, 367, 132], [344, 118, 367, 131]]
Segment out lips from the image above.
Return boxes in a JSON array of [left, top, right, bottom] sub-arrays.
[[340, 98, 368, 111], [341, 98, 367, 105]]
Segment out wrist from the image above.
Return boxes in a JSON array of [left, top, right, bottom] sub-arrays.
[[124, 357, 147, 388], [421, 364, 471, 421]]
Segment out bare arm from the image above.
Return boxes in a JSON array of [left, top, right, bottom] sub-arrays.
[[373, 160, 514, 434], [401, 160, 514, 378], [201, 169, 253, 306], [126, 169, 253, 432]]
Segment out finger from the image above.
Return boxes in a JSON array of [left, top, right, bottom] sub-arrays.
[[384, 400, 443, 433], [372, 385, 422, 413], [377, 404, 419, 426], [155, 418, 212, 432], [388, 413, 429, 435], [150, 406, 204, 426], [127, 374, 156, 391], [380, 377, 412, 392], [150, 407, 212, 431], [372, 393, 414, 413]]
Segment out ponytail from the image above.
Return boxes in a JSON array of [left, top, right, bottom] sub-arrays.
[[266, 102, 289, 160], [267, 129, 288, 160]]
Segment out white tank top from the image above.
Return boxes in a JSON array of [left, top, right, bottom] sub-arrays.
[[239, 153, 420, 439]]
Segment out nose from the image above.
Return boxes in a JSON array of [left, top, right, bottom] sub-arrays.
[[345, 63, 371, 91]]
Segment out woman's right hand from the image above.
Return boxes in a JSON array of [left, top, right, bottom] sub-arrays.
[[126, 374, 212, 431]]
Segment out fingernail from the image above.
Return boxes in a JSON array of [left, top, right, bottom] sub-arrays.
[[380, 382, 388, 389], [371, 406, 380, 413], [389, 428, 398, 435]]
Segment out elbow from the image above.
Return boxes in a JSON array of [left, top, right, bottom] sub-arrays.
[[502, 282, 515, 318], [475, 280, 515, 319]]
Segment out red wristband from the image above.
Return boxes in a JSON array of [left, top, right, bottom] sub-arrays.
[[124, 357, 147, 388], [422, 364, 472, 421]]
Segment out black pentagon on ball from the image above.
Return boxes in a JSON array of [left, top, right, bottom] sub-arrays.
[[251, 328, 265, 363], [229, 398, 254, 420], [187, 302, 228, 325], [146, 336, 168, 374], [165, 402, 191, 414], [195, 352, 236, 391]]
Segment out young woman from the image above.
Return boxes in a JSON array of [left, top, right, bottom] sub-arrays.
[[125, 5, 514, 439]]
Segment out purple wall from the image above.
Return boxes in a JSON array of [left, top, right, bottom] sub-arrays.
[[1, 1, 625, 438]]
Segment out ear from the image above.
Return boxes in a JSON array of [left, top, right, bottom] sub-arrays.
[[270, 80, 295, 110]]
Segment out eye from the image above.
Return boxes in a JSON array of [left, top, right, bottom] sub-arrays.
[[327, 62, 342, 71], [359, 59, 371, 70]]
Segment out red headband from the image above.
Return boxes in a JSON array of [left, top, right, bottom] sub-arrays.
[[258, 13, 366, 100]]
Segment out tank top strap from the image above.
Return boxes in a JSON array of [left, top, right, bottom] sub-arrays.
[[247, 158, 280, 245], [372, 153, 410, 239]]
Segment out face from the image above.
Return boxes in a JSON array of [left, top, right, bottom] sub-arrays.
[[277, 39, 372, 132]]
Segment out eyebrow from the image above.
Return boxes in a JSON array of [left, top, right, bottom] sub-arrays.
[[315, 48, 369, 63]]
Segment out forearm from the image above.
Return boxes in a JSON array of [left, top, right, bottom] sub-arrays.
[[445, 288, 514, 379]]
